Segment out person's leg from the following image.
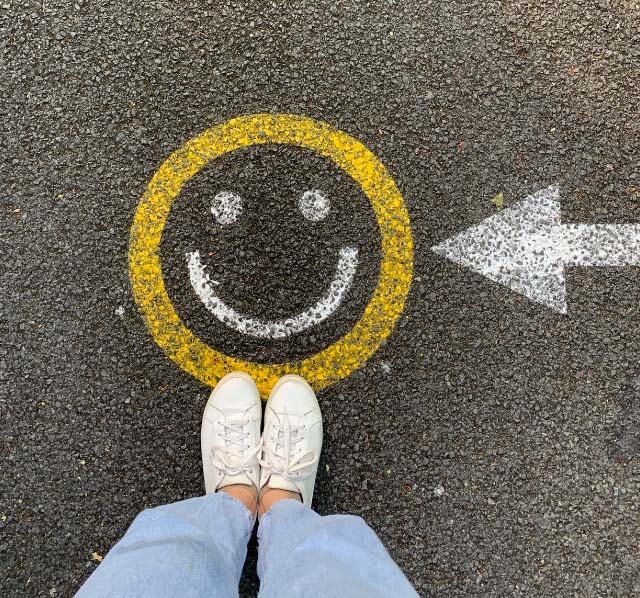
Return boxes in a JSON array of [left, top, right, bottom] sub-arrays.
[[76, 492, 253, 598], [257, 500, 418, 598], [77, 372, 264, 598], [256, 375, 417, 597]]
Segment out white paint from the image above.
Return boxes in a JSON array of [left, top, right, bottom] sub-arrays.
[[211, 191, 242, 225], [186, 246, 359, 338], [298, 189, 330, 221], [434, 484, 445, 497], [432, 185, 640, 313], [115, 306, 125, 317]]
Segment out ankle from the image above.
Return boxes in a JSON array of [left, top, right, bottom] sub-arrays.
[[219, 484, 258, 515], [258, 487, 301, 517]]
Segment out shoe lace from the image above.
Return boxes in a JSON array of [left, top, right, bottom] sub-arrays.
[[259, 410, 318, 482], [212, 417, 260, 476]]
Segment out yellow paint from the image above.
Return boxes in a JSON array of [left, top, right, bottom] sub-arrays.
[[129, 114, 413, 397]]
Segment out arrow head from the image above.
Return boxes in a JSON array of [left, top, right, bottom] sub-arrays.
[[432, 185, 568, 313]]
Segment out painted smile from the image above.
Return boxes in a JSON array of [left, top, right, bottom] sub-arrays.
[[186, 246, 359, 339], [185, 188, 359, 339]]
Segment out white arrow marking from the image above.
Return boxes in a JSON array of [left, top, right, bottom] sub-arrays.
[[432, 185, 640, 313]]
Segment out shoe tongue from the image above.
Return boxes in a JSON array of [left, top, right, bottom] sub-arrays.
[[266, 473, 300, 495], [218, 472, 253, 489]]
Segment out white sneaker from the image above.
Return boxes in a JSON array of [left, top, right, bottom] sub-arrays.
[[259, 375, 323, 507], [201, 372, 262, 494]]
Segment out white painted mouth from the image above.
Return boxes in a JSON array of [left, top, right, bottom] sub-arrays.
[[186, 246, 359, 339]]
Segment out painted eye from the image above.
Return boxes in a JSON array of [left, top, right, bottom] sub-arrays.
[[211, 191, 242, 225], [298, 189, 329, 221]]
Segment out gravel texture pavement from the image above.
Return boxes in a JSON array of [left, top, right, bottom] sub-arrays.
[[2, 1, 639, 596]]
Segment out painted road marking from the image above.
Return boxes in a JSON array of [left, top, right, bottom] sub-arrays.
[[129, 114, 413, 397], [193, 185, 349, 337], [186, 246, 359, 338], [433, 185, 640, 313], [298, 189, 330, 221], [211, 191, 243, 225]]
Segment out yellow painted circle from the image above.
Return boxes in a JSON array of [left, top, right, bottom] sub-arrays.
[[129, 114, 413, 397]]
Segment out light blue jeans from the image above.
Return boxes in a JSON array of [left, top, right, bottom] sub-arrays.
[[76, 493, 417, 597]]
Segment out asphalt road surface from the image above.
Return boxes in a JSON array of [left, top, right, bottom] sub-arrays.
[[2, 1, 639, 596]]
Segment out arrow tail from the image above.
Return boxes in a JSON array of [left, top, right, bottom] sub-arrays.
[[557, 224, 640, 267]]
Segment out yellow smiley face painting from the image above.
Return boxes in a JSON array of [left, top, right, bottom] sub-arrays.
[[129, 114, 413, 397]]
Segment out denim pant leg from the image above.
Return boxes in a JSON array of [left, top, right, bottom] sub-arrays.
[[256, 499, 418, 598], [76, 493, 254, 598]]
